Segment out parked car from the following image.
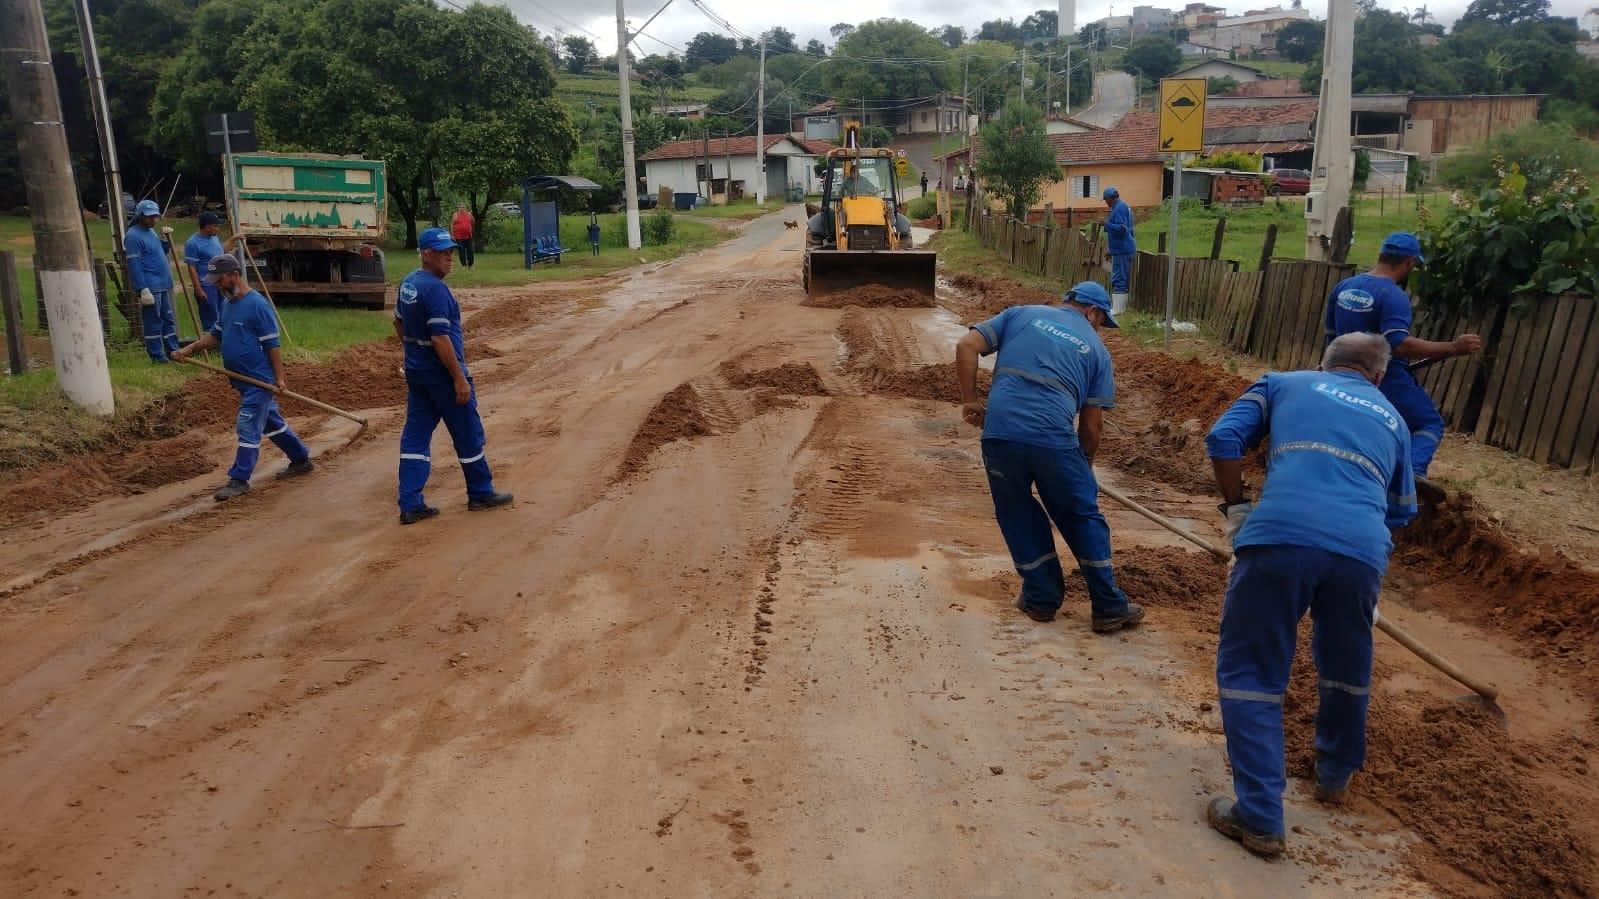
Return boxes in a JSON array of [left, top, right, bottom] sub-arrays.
[[1267, 168, 1311, 196], [491, 201, 522, 217]]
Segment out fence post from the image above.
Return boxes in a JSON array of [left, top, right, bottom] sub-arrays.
[[1329, 207, 1353, 264], [1210, 217, 1227, 260], [1257, 223, 1278, 271], [1157, 231, 1167, 255], [1, 251, 26, 375], [32, 255, 48, 334]]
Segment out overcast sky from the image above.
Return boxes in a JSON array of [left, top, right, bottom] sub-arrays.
[[504, 0, 1596, 55]]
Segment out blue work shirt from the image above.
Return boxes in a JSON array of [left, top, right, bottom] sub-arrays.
[[395, 269, 466, 384], [1104, 200, 1135, 256], [183, 232, 225, 285], [971, 304, 1116, 451], [209, 289, 281, 385], [1206, 370, 1418, 575], [1324, 272, 1414, 382], [123, 224, 173, 291]]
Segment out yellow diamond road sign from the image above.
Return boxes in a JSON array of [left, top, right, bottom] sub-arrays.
[[1158, 78, 1207, 154]]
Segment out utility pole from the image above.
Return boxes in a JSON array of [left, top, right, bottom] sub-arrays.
[[1, 0, 114, 414], [1020, 45, 1027, 102], [614, 0, 642, 249], [1046, 51, 1052, 114], [755, 38, 767, 206], [1065, 43, 1072, 113], [961, 55, 970, 149], [70, 0, 124, 252], [1306, 0, 1354, 261]]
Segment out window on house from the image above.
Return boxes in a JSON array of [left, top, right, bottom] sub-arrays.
[[1070, 174, 1100, 200], [696, 163, 710, 181]]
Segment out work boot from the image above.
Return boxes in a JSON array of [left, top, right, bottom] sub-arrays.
[[1092, 602, 1146, 634], [213, 479, 251, 502], [399, 505, 441, 526], [276, 459, 314, 480], [467, 491, 514, 512], [1313, 773, 1351, 805], [1111, 292, 1130, 315], [1014, 594, 1057, 623], [1206, 797, 1285, 859]]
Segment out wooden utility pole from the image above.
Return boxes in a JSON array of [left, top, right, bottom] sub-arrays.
[[1, 0, 114, 414]]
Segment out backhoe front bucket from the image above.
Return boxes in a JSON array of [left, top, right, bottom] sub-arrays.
[[805, 249, 938, 300]]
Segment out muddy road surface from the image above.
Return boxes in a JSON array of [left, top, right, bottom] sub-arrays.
[[1, 210, 1594, 897]]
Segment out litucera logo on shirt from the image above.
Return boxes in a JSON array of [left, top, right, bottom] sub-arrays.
[[397, 282, 418, 304], [1029, 318, 1093, 354], [1336, 289, 1376, 312], [1313, 381, 1400, 431]]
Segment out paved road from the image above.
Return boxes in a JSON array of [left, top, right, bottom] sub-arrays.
[[1077, 70, 1137, 129]]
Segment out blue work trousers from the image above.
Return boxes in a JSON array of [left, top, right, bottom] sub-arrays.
[[1380, 373, 1444, 478], [141, 289, 180, 361], [1217, 544, 1380, 837], [197, 283, 221, 334], [1109, 253, 1133, 294], [397, 376, 496, 513], [229, 384, 310, 482], [981, 438, 1131, 618]]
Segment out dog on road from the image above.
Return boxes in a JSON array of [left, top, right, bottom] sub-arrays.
[[783, 220, 799, 230]]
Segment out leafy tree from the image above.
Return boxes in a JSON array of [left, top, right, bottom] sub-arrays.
[[1276, 19, 1324, 63], [562, 36, 597, 74], [936, 25, 966, 48], [976, 100, 1059, 218], [1207, 75, 1239, 95], [1299, 10, 1459, 94], [949, 41, 1017, 96], [825, 19, 951, 103], [1021, 10, 1059, 41], [977, 19, 1024, 44], [830, 23, 855, 41], [1458, 0, 1550, 26], [686, 32, 738, 69], [805, 39, 828, 57], [1122, 37, 1182, 82], [764, 27, 798, 55]]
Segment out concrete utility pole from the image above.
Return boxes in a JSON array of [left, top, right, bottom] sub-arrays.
[[1306, 0, 1354, 261], [70, 0, 124, 252], [615, 0, 642, 249], [1020, 45, 1027, 102], [1, 0, 114, 414], [755, 38, 767, 206]]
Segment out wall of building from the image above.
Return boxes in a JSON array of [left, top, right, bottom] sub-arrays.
[[1178, 60, 1265, 82], [644, 153, 821, 199], [1409, 96, 1540, 156], [1043, 162, 1163, 211]]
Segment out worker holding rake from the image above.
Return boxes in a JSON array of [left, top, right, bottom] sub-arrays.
[[1202, 332, 1418, 859], [172, 255, 314, 501]]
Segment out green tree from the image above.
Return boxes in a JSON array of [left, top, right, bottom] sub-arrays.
[[686, 32, 738, 69], [562, 36, 598, 74], [1299, 10, 1459, 94], [825, 19, 951, 103], [1123, 37, 1182, 83], [764, 27, 798, 55], [1021, 10, 1059, 41], [805, 39, 828, 57], [1276, 19, 1324, 63], [1207, 75, 1239, 95], [1079, 22, 1109, 50], [977, 18, 1024, 44], [976, 100, 1059, 218], [936, 25, 966, 48], [1458, 0, 1550, 26], [830, 23, 855, 41]]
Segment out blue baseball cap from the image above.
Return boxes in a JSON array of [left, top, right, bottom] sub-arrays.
[[135, 199, 161, 218], [418, 227, 457, 251], [1065, 280, 1119, 328], [198, 210, 223, 227], [1380, 231, 1425, 263], [1102, 186, 1119, 200]]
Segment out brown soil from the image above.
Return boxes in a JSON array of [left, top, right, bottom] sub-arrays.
[[617, 383, 716, 480], [942, 273, 1054, 318], [861, 362, 989, 404], [801, 285, 935, 309], [719, 361, 829, 396], [1105, 544, 1229, 614]]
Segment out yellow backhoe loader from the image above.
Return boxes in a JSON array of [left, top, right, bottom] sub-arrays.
[[802, 125, 937, 298]]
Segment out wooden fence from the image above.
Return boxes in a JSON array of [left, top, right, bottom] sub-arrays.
[[968, 211, 1599, 472]]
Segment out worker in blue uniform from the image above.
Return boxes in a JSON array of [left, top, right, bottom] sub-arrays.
[[1102, 186, 1135, 315], [182, 211, 236, 334], [1323, 231, 1481, 480], [171, 255, 314, 501], [955, 281, 1145, 633], [124, 199, 180, 362], [1203, 332, 1418, 859], [394, 227, 513, 525]]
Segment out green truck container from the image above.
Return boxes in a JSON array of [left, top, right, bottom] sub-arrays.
[[226, 152, 389, 309]]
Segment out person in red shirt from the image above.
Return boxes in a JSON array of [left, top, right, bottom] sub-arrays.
[[450, 203, 475, 268]]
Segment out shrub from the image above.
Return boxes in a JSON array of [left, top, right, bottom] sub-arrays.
[[1189, 150, 1262, 172], [1353, 149, 1371, 191], [1417, 160, 1598, 316], [642, 208, 677, 245], [1437, 122, 1599, 194], [905, 193, 938, 220]]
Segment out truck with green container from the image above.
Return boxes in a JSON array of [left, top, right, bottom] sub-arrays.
[[225, 152, 389, 309]]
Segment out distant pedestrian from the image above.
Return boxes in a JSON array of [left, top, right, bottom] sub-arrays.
[[124, 199, 179, 363], [1203, 332, 1417, 859], [183, 211, 236, 333], [1102, 186, 1134, 316], [955, 281, 1145, 633], [919, 171, 929, 196], [450, 203, 475, 268], [171, 255, 314, 501], [587, 215, 601, 256], [393, 227, 513, 525]]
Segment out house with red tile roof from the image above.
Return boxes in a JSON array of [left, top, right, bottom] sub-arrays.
[[640, 135, 836, 202]]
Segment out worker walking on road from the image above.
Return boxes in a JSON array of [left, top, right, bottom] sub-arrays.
[[1102, 187, 1135, 316], [182, 211, 236, 334], [955, 281, 1145, 633], [919, 171, 929, 197], [1324, 232, 1481, 481], [394, 227, 512, 525], [171, 255, 314, 501], [587, 214, 601, 256], [451, 204, 476, 269], [124, 199, 180, 363], [1203, 332, 1418, 859]]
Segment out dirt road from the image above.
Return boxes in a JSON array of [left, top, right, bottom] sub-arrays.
[[1, 210, 1594, 897]]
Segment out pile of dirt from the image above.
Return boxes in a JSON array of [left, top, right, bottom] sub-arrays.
[[617, 384, 716, 480], [719, 361, 829, 396], [802, 285, 936, 309], [860, 362, 989, 405], [942, 273, 1054, 318], [1396, 495, 1599, 672], [1106, 545, 1228, 613]]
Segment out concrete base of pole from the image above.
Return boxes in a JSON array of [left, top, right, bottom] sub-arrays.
[[40, 269, 114, 415]]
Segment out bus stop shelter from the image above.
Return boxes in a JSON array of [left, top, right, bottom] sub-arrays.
[[521, 175, 602, 268]]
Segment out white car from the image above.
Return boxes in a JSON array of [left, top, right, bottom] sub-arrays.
[[491, 202, 522, 217]]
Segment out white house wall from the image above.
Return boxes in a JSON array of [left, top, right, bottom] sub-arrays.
[[645, 153, 822, 198]]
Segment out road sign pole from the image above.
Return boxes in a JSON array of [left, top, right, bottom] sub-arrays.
[[1155, 77, 1206, 349], [1165, 153, 1181, 348]]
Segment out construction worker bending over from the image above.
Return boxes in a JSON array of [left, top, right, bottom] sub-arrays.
[[1324, 231, 1481, 481], [955, 281, 1145, 633], [171, 255, 314, 501], [1102, 187, 1135, 315], [394, 227, 513, 525], [1203, 332, 1418, 859], [124, 199, 180, 363]]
